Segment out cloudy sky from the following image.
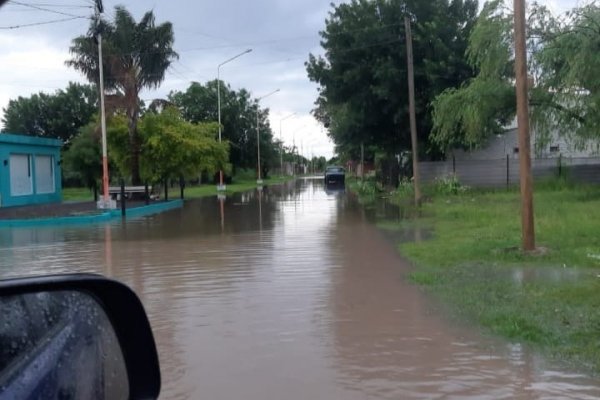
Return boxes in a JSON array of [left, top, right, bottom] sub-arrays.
[[0, 0, 584, 159]]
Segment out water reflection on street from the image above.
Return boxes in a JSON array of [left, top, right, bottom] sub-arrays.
[[0, 178, 599, 399]]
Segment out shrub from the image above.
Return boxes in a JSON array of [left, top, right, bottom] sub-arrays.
[[434, 174, 469, 195]]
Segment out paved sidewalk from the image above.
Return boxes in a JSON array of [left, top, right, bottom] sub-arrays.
[[0, 201, 151, 220]]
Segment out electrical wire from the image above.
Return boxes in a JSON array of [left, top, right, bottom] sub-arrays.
[[13, 2, 92, 8], [8, 0, 90, 18], [0, 15, 87, 29]]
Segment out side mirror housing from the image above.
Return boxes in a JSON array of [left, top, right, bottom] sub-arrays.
[[0, 274, 161, 399]]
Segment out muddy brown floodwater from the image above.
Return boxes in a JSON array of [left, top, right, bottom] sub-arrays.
[[0, 178, 599, 399]]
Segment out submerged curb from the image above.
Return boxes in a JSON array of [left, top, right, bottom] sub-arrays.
[[0, 200, 184, 228]]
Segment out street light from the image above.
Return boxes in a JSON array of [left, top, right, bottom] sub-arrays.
[[279, 113, 296, 176], [256, 89, 280, 185], [217, 48, 252, 191], [291, 125, 306, 177], [94, 0, 114, 210]]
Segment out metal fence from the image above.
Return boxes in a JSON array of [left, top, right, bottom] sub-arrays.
[[419, 156, 600, 188]]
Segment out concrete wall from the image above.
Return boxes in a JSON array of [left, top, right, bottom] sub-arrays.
[[0, 133, 62, 207], [420, 156, 600, 188]]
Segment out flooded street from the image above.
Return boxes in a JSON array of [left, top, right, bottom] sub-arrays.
[[0, 178, 599, 399]]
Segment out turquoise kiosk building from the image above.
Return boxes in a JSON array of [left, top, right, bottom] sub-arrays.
[[0, 133, 62, 208]]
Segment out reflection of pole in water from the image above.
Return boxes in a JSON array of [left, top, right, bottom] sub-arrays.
[[103, 224, 112, 277], [258, 188, 263, 232], [218, 194, 226, 233]]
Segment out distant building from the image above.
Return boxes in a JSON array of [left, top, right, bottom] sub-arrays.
[[452, 125, 599, 161], [0, 133, 62, 207]]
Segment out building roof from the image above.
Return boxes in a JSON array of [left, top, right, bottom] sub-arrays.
[[0, 133, 62, 148]]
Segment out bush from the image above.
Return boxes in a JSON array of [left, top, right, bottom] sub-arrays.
[[354, 179, 381, 197], [233, 168, 256, 181], [395, 178, 414, 197], [434, 174, 469, 195]]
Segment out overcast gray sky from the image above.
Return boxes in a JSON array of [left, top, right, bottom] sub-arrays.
[[0, 0, 583, 158]]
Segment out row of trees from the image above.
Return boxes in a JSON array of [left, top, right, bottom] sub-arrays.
[[63, 107, 228, 190], [308, 0, 600, 184], [306, 0, 479, 166], [1, 6, 288, 188]]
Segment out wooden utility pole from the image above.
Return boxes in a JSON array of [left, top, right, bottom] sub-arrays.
[[360, 142, 364, 180], [514, 0, 536, 251], [404, 16, 421, 206]]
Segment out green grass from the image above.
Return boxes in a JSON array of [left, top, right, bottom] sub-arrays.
[[169, 176, 292, 199], [62, 176, 293, 202], [355, 179, 600, 373], [62, 187, 95, 201]]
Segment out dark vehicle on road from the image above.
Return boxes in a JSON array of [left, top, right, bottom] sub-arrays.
[[324, 166, 345, 186]]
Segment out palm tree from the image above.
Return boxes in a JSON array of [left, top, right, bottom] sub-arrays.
[[67, 6, 178, 184]]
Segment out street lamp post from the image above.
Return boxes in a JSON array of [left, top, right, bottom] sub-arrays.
[[217, 49, 252, 191], [279, 113, 296, 176], [94, 0, 113, 210], [256, 89, 280, 185], [291, 125, 306, 177]]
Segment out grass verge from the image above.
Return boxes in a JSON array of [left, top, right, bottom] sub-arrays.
[[353, 178, 600, 373], [62, 176, 293, 202]]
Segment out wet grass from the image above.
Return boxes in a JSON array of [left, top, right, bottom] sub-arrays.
[[62, 176, 293, 202], [355, 179, 600, 373], [169, 176, 292, 199], [62, 187, 95, 201]]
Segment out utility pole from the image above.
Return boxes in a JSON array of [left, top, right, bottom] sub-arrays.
[[405, 16, 421, 206], [293, 135, 296, 176], [217, 49, 252, 190], [280, 113, 296, 177], [95, 0, 111, 209], [360, 143, 365, 180], [514, 0, 536, 251], [256, 89, 279, 184]]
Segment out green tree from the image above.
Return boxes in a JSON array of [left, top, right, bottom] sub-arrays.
[[62, 122, 102, 189], [1, 82, 97, 144], [168, 80, 278, 175], [106, 108, 229, 184], [306, 0, 478, 164], [139, 107, 229, 183], [534, 3, 600, 144], [430, 1, 600, 151], [67, 6, 178, 184]]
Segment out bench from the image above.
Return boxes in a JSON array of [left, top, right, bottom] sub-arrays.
[[108, 186, 154, 200]]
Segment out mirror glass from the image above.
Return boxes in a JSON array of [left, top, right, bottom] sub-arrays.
[[0, 290, 129, 399]]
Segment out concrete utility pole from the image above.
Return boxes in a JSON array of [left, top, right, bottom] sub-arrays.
[[95, 0, 112, 209], [404, 16, 421, 206], [217, 49, 252, 191], [514, 0, 536, 251], [256, 89, 279, 184], [280, 113, 296, 176]]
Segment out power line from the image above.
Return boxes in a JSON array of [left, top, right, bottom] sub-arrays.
[[13, 2, 92, 8], [8, 0, 90, 18], [0, 15, 87, 29]]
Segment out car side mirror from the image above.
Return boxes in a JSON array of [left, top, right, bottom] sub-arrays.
[[0, 274, 161, 400]]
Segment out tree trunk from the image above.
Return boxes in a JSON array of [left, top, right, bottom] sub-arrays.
[[128, 110, 141, 185]]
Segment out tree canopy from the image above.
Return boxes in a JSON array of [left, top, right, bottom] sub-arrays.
[[1, 82, 97, 144], [306, 0, 479, 161], [62, 122, 102, 189], [431, 1, 600, 152], [67, 6, 178, 184], [168, 80, 279, 174], [104, 108, 228, 183]]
